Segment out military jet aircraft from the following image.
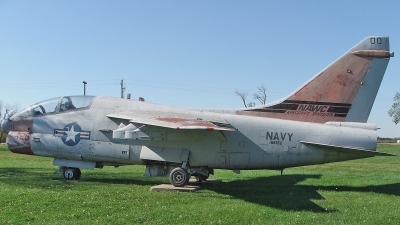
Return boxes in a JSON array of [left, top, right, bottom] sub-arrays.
[[1, 36, 395, 187]]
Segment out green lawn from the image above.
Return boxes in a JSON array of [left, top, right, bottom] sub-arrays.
[[0, 144, 399, 224]]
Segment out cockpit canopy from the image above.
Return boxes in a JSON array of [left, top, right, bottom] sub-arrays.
[[14, 96, 95, 118]]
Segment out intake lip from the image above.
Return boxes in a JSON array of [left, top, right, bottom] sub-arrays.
[[6, 131, 34, 155], [1, 119, 8, 134]]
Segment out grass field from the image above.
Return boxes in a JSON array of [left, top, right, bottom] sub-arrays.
[[0, 144, 399, 224]]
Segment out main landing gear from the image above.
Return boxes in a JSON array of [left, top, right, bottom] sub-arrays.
[[169, 167, 190, 187], [62, 167, 81, 180], [194, 174, 209, 182], [168, 166, 211, 187]]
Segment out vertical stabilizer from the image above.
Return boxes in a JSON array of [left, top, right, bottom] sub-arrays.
[[238, 36, 394, 123]]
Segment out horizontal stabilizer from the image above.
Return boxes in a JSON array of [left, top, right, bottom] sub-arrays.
[[300, 141, 396, 157], [107, 112, 235, 131]]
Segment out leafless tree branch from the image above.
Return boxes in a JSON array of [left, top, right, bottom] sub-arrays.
[[253, 85, 267, 105], [235, 90, 248, 108], [247, 102, 255, 107], [0, 100, 20, 143]]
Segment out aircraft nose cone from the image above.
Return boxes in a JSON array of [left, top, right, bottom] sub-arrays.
[[1, 119, 8, 134]]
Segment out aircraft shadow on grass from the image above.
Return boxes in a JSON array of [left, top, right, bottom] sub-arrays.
[[58, 172, 400, 213], [2, 167, 400, 212], [200, 174, 400, 213], [0, 167, 161, 186]]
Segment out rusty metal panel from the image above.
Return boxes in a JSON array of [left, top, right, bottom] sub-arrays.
[[6, 131, 33, 155], [237, 36, 393, 124]]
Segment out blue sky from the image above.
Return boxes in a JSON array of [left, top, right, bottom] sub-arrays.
[[0, 1, 399, 137]]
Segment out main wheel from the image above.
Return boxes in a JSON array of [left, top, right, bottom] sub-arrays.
[[63, 168, 81, 180], [75, 168, 81, 180], [169, 167, 189, 187]]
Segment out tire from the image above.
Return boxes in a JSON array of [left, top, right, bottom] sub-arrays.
[[74, 168, 81, 180], [169, 167, 189, 187], [63, 168, 81, 180]]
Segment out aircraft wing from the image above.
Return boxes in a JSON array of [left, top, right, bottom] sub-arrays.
[[107, 111, 236, 131], [300, 141, 396, 156]]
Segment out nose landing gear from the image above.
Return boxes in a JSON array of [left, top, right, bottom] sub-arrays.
[[62, 167, 81, 180]]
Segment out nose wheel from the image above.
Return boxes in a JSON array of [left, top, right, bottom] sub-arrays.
[[63, 167, 81, 180]]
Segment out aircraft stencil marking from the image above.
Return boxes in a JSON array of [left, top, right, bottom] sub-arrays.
[[248, 100, 351, 118], [266, 132, 293, 141], [54, 123, 91, 146], [266, 132, 293, 145]]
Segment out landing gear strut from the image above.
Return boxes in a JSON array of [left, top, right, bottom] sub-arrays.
[[194, 174, 209, 182], [62, 167, 81, 180]]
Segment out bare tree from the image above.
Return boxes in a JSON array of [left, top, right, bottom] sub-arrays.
[[235, 90, 248, 108], [388, 92, 400, 124], [0, 100, 20, 143], [235, 85, 266, 108], [247, 102, 255, 107], [253, 85, 267, 105], [0, 101, 19, 122], [235, 90, 255, 108]]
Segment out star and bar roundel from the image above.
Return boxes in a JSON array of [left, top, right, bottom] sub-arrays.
[[54, 123, 91, 146]]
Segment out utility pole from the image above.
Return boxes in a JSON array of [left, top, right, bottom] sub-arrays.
[[120, 79, 125, 98], [83, 81, 87, 95]]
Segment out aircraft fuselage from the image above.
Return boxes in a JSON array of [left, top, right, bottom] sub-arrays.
[[5, 96, 377, 171]]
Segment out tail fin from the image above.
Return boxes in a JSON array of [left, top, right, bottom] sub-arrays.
[[238, 36, 394, 123]]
